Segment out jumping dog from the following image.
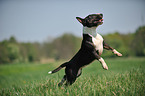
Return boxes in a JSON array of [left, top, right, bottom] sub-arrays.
[[48, 13, 122, 86]]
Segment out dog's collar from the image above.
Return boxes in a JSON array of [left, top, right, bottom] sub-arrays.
[[83, 27, 97, 37]]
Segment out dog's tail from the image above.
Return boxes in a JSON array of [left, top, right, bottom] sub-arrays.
[[48, 62, 68, 74]]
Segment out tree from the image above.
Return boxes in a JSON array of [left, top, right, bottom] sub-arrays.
[[0, 37, 20, 64], [9, 36, 17, 43], [131, 26, 145, 56], [52, 34, 81, 60], [42, 33, 81, 60]]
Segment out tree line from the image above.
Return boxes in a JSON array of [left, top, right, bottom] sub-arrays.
[[0, 26, 145, 64]]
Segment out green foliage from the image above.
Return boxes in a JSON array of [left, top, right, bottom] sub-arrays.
[[42, 33, 81, 60], [20, 43, 39, 62], [0, 26, 145, 64], [102, 32, 133, 58], [131, 26, 145, 56], [0, 38, 20, 64], [0, 57, 145, 95], [7, 43, 19, 62], [0, 37, 41, 64], [52, 34, 81, 60]]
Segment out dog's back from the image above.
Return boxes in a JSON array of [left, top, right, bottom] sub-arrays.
[[48, 13, 122, 86]]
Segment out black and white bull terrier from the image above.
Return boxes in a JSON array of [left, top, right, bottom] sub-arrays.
[[48, 13, 122, 86]]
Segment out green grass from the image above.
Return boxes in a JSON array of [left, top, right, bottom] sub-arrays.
[[0, 57, 145, 95]]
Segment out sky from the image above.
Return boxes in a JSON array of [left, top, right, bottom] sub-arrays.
[[0, 0, 145, 42]]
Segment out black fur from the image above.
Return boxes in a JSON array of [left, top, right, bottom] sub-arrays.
[[50, 34, 101, 86], [49, 13, 122, 86]]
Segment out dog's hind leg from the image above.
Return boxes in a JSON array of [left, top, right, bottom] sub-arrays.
[[58, 75, 66, 86], [65, 78, 76, 86], [65, 69, 82, 85], [65, 68, 77, 86], [77, 68, 82, 77]]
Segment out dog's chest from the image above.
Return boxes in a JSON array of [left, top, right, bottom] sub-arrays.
[[92, 34, 103, 55], [83, 27, 103, 55]]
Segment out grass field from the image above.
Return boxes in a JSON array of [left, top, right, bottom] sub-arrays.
[[0, 57, 145, 95]]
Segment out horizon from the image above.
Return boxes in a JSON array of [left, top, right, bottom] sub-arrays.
[[0, 0, 145, 42]]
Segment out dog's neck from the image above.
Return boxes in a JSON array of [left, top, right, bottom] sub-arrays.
[[83, 27, 97, 37]]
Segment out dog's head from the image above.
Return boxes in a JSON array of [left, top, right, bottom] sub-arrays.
[[76, 13, 103, 28]]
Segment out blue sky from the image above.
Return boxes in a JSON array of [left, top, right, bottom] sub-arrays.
[[0, 0, 145, 42]]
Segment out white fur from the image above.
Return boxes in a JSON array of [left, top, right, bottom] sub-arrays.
[[113, 49, 122, 56], [77, 68, 82, 76], [83, 27, 103, 55], [48, 71, 52, 74], [83, 27, 108, 70], [83, 27, 97, 37], [99, 58, 108, 70]]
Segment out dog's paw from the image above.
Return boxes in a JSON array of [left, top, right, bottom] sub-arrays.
[[113, 49, 122, 57], [48, 71, 52, 74], [103, 65, 108, 70], [99, 58, 108, 70], [117, 52, 122, 57]]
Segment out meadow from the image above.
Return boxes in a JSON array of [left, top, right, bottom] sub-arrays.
[[0, 57, 145, 96]]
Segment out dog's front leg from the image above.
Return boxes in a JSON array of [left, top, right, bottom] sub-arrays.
[[92, 50, 108, 70], [103, 41, 122, 56], [85, 41, 108, 70], [98, 57, 108, 70]]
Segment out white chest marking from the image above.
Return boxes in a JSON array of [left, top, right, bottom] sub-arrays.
[[83, 27, 104, 55], [92, 34, 103, 55]]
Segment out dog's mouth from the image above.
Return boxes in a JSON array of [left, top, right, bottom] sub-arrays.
[[93, 18, 103, 25], [97, 19, 103, 23], [100, 19, 103, 22]]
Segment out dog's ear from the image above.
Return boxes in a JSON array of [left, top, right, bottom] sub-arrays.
[[76, 17, 86, 25]]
